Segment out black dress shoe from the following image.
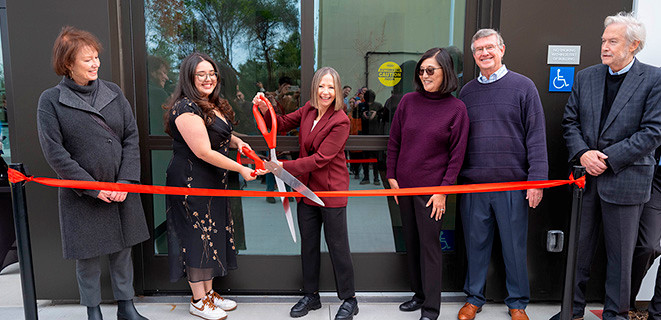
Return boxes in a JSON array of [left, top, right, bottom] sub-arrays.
[[399, 298, 424, 312], [549, 311, 583, 320], [334, 298, 359, 320], [117, 299, 148, 320], [87, 305, 103, 320], [290, 294, 321, 318]]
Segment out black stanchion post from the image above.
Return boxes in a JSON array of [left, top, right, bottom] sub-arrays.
[[8, 163, 38, 320], [558, 165, 586, 320]]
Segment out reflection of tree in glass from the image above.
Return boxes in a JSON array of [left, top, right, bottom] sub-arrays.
[[273, 31, 301, 84], [243, 0, 299, 89], [238, 31, 300, 98], [144, 0, 301, 107], [186, 0, 247, 72], [144, 0, 185, 64]]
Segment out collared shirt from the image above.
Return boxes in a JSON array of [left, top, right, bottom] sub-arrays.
[[477, 65, 509, 84], [608, 57, 635, 75]]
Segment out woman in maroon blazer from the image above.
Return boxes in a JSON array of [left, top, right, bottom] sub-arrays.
[[253, 67, 357, 320]]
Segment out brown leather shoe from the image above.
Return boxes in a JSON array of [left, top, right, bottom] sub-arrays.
[[508, 309, 529, 320], [458, 302, 482, 320]]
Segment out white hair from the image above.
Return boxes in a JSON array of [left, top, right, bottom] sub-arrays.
[[470, 28, 504, 52], [604, 11, 646, 55]]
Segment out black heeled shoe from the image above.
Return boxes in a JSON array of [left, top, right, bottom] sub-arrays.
[[87, 305, 103, 320], [117, 299, 148, 320], [290, 294, 322, 317]]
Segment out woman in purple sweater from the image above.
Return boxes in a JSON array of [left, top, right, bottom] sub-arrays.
[[386, 47, 469, 320]]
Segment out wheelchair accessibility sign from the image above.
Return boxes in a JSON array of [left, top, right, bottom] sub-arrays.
[[549, 67, 574, 92], [439, 230, 455, 251]]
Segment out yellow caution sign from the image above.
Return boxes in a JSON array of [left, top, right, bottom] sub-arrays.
[[377, 61, 402, 87]]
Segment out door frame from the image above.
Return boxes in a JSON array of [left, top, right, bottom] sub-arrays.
[[120, 0, 498, 295]]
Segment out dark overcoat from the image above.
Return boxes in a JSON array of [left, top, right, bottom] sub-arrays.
[[37, 77, 149, 260]]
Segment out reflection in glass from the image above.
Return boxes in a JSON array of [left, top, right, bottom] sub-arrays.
[[318, 0, 466, 253], [152, 150, 171, 254], [144, 0, 302, 136], [147, 55, 172, 136], [145, 0, 303, 255], [0, 34, 9, 162], [145, 0, 465, 256]]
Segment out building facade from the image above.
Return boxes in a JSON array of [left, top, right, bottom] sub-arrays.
[[1, 0, 639, 301]]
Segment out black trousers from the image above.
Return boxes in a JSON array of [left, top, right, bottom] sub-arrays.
[[360, 151, 379, 182], [297, 201, 355, 300], [630, 175, 661, 317], [399, 195, 443, 320], [573, 177, 643, 320], [349, 151, 362, 176]]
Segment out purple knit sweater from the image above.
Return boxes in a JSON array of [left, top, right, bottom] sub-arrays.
[[386, 91, 469, 188], [458, 71, 548, 184]]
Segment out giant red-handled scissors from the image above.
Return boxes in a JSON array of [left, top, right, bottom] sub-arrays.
[[248, 95, 325, 242]]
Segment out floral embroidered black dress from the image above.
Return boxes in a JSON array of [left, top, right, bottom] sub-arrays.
[[165, 97, 237, 283]]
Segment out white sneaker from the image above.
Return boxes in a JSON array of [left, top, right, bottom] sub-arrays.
[[208, 290, 237, 311], [189, 296, 227, 320]]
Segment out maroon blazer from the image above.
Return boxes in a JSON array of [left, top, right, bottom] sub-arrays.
[[274, 101, 350, 208]]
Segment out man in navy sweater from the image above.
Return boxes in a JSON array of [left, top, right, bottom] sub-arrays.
[[457, 29, 548, 320]]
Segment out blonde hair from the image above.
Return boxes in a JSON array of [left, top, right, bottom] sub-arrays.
[[310, 67, 344, 111]]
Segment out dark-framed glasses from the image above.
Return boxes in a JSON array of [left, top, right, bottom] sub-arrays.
[[418, 67, 442, 76], [195, 72, 218, 80], [473, 45, 498, 54]]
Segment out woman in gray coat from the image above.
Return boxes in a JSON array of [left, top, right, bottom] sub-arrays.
[[37, 26, 149, 320]]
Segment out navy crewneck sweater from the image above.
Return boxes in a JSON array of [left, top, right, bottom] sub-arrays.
[[458, 71, 548, 184], [386, 90, 469, 188]]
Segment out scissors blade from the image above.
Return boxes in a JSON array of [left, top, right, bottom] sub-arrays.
[[265, 161, 325, 206], [274, 176, 297, 242]]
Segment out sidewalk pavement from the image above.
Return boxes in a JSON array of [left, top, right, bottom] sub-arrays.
[[1, 263, 608, 320]]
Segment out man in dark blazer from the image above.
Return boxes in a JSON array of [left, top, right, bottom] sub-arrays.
[[561, 12, 661, 320]]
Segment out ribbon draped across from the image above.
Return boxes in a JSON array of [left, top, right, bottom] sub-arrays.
[[7, 168, 585, 198]]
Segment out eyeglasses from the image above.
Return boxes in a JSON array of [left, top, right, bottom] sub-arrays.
[[418, 67, 442, 76], [195, 72, 218, 80], [473, 45, 498, 54]]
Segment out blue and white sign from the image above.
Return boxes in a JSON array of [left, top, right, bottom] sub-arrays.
[[439, 230, 455, 251], [549, 67, 574, 92]]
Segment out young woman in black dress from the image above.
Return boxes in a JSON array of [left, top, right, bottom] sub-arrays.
[[164, 52, 265, 320]]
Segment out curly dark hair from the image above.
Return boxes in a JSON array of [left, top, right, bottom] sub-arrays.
[[163, 52, 235, 134]]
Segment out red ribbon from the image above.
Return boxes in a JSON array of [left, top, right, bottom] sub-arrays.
[[569, 172, 585, 188], [7, 168, 586, 198]]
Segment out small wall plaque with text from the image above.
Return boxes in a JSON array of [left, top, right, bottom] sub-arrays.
[[547, 45, 581, 65]]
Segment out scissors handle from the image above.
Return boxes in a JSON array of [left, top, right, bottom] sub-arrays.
[[241, 146, 265, 177], [253, 95, 278, 150]]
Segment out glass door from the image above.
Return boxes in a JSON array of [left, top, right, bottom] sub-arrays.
[[134, 0, 468, 294], [315, 0, 468, 292]]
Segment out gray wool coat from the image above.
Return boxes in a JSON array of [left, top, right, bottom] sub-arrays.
[[37, 77, 149, 260]]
